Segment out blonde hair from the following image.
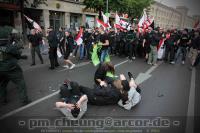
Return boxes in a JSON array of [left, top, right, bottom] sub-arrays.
[[113, 80, 123, 91]]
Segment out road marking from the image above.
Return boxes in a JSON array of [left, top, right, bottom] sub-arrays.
[[0, 91, 60, 120], [135, 62, 163, 85], [185, 68, 196, 133], [57, 61, 91, 72], [0, 59, 129, 120], [114, 60, 128, 68]]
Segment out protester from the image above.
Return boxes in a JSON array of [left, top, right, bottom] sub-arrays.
[[28, 29, 44, 66], [188, 30, 200, 68], [63, 30, 76, 69], [94, 62, 115, 87], [99, 27, 109, 63], [175, 29, 190, 65], [56, 80, 88, 120], [117, 73, 141, 110], [147, 28, 160, 65]]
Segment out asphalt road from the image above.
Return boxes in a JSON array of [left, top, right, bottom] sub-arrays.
[[0, 48, 199, 133]]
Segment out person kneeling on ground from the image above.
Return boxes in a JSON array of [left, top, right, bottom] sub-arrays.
[[117, 73, 141, 110], [94, 62, 116, 87], [55, 80, 88, 120]]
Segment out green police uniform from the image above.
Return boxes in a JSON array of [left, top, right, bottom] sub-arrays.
[[0, 41, 30, 105]]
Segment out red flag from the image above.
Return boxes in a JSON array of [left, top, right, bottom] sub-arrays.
[[75, 28, 83, 45], [96, 19, 109, 30]]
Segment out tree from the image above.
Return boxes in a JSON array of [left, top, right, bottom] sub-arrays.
[[83, 0, 153, 19]]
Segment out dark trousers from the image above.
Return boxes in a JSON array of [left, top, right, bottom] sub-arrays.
[[86, 43, 92, 59], [31, 46, 43, 64], [0, 65, 29, 103], [128, 43, 137, 60], [194, 53, 200, 66], [164, 45, 175, 62], [59, 42, 65, 55], [49, 47, 59, 68], [119, 41, 125, 56]]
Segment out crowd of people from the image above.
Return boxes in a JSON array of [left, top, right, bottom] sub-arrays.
[[28, 25, 200, 70]]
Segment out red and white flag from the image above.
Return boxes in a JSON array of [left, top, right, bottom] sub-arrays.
[[75, 28, 83, 46], [115, 12, 131, 31], [138, 11, 154, 33], [96, 19, 109, 30], [157, 38, 165, 59], [102, 12, 111, 28], [114, 24, 125, 30], [194, 20, 200, 29], [24, 15, 42, 32]]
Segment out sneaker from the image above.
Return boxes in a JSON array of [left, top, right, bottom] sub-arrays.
[[129, 59, 133, 62], [147, 62, 152, 65], [63, 65, 69, 68], [133, 57, 136, 60], [128, 72, 134, 80], [69, 64, 75, 69], [182, 61, 185, 65], [170, 61, 175, 64]]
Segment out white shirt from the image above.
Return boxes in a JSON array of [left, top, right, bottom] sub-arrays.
[[118, 87, 141, 110]]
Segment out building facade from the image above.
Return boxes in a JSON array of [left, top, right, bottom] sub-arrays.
[[25, 0, 98, 31], [0, 0, 22, 33], [149, 1, 196, 30]]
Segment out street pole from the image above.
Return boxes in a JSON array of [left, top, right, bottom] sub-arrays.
[[106, 0, 108, 13]]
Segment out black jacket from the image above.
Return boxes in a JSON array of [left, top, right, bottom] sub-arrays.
[[47, 31, 59, 48], [82, 85, 121, 105]]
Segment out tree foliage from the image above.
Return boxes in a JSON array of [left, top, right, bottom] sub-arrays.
[[83, 0, 153, 18], [23, 0, 48, 8]]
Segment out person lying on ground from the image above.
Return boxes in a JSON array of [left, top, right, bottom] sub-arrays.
[[55, 80, 88, 120], [117, 73, 141, 110]]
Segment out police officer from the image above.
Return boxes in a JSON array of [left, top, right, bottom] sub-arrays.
[[47, 26, 60, 70], [0, 28, 31, 105]]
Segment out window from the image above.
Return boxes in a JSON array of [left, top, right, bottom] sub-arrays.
[[49, 11, 64, 31]]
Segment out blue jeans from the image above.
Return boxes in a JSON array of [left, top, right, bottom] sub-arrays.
[[80, 44, 85, 59], [175, 47, 187, 62], [100, 49, 108, 63]]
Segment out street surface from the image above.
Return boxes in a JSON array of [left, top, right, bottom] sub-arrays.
[[0, 47, 199, 133]]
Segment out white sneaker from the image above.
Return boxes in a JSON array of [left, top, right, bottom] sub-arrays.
[[182, 61, 185, 65], [69, 64, 75, 69], [133, 57, 136, 60], [63, 65, 69, 68], [170, 61, 175, 64]]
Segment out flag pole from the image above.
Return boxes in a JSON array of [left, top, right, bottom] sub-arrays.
[[106, 0, 108, 13]]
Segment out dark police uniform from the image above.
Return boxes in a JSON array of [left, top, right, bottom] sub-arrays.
[[0, 40, 30, 105], [47, 30, 59, 69]]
